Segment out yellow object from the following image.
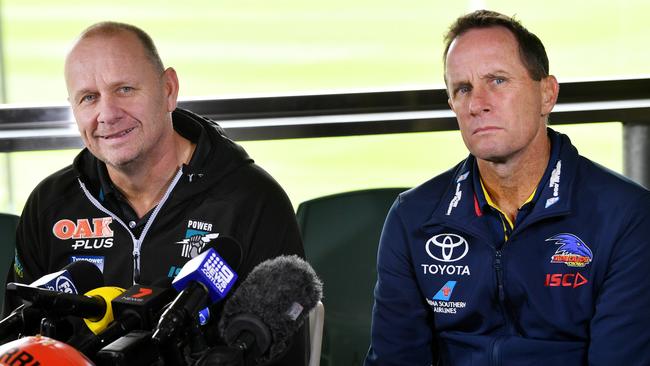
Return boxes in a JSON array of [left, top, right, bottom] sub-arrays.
[[83, 286, 125, 335]]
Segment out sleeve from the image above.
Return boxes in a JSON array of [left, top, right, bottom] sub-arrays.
[[365, 199, 436, 366], [3, 192, 49, 317], [237, 166, 305, 276], [218, 165, 307, 366], [588, 194, 650, 365]]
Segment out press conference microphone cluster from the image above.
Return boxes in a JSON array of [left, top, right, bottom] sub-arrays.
[[0, 237, 322, 366], [0, 260, 105, 341], [90, 236, 242, 365]]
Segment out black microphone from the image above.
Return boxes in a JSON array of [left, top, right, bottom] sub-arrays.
[[151, 236, 242, 344], [213, 255, 323, 365], [29, 260, 104, 295], [0, 260, 104, 340]]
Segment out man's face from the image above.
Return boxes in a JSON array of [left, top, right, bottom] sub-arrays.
[[445, 26, 556, 163], [64, 31, 178, 169]]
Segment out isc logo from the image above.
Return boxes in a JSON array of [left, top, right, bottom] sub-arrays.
[[544, 273, 588, 288]]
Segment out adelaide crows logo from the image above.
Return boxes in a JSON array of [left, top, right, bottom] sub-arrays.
[[546, 233, 593, 268]]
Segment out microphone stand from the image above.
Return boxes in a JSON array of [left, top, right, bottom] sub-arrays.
[[194, 345, 244, 366], [40, 316, 57, 338]]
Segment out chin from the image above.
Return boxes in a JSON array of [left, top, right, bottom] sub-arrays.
[[100, 151, 140, 169], [471, 148, 510, 164]]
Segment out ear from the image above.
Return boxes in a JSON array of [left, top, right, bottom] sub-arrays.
[[162, 67, 180, 112], [540, 75, 559, 116]]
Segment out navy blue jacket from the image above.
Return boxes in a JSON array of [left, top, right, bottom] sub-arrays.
[[366, 129, 650, 365]]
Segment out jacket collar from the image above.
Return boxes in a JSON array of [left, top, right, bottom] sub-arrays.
[[422, 128, 578, 235]]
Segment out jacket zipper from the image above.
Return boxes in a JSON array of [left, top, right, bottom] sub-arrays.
[[77, 167, 184, 284], [492, 250, 508, 366], [490, 335, 504, 366]]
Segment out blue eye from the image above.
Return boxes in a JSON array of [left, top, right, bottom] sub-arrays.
[[456, 85, 471, 95], [119, 86, 133, 93], [80, 94, 96, 104], [494, 78, 505, 85]]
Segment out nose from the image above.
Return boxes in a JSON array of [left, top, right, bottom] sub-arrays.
[[97, 95, 124, 124], [468, 86, 491, 116]]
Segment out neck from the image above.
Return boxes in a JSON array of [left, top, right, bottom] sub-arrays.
[[108, 132, 195, 218], [478, 134, 551, 223]]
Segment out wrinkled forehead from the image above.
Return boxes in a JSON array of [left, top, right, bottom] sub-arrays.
[[444, 27, 523, 82], [66, 31, 147, 68]]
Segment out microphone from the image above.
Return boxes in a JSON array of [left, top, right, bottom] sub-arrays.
[[214, 255, 323, 365], [151, 237, 241, 344], [30, 260, 104, 295], [75, 281, 174, 358], [5, 283, 109, 320], [82, 286, 126, 335], [0, 260, 104, 340]]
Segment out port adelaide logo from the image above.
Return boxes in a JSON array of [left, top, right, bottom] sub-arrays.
[[422, 233, 471, 276], [176, 220, 219, 259]]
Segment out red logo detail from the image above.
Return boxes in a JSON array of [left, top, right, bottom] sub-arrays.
[[52, 217, 113, 240], [132, 288, 153, 298], [473, 194, 483, 217], [544, 273, 588, 288], [442, 286, 451, 297]]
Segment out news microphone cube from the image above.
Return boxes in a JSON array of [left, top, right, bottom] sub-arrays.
[[171, 248, 237, 303]]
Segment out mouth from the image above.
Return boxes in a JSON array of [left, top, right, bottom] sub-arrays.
[[100, 127, 135, 140], [473, 126, 501, 135]]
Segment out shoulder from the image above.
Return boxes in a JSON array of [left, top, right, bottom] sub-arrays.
[[209, 162, 295, 214], [576, 156, 650, 208], [390, 161, 465, 223], [400, 162, 463, 207], [25, 164, 79, 211]]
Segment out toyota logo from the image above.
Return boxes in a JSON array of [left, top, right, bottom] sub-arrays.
[[425, 234, 469, 262]]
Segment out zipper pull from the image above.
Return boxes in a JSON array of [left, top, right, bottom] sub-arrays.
[[494, 250, 505, 302], [133, 249, 141, 285]]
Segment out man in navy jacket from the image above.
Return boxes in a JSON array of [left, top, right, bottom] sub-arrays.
[[366, 10, 650, 365]]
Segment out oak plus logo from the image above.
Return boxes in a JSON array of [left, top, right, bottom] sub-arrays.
[[425, 234, 469, 262], [53, 217, 114, 251]]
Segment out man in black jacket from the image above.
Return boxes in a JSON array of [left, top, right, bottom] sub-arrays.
[[6, 21, 306, 365]]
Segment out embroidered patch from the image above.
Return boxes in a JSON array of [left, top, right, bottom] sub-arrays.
[[546, 233, 592, 268]]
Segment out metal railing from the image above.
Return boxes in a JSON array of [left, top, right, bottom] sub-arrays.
[[1, 77, 650, 185]]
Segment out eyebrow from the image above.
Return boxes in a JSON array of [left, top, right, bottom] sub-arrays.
[[71, 80, 135, 103], [481, 70, 513, 79]]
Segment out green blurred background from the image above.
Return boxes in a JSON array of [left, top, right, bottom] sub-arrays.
[[1, 0, 647, 213]]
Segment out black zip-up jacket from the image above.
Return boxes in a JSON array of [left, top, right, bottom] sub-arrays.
[[7, 108, 307, 365]]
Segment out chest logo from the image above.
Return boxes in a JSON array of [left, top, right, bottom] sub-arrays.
[[53, 217, 114, 251], [547, 233, 593, 268], [426, 233, 469, 262], [177, 220, 219, 259], [433, 280, 457, 301], [427, 280, 467, 314], [53, 217, 113, 239]]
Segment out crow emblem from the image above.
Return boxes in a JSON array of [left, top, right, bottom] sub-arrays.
[[546, 233, 593, 268]]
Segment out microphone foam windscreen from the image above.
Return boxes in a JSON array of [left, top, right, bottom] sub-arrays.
[[219, 255, 322, 363]]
